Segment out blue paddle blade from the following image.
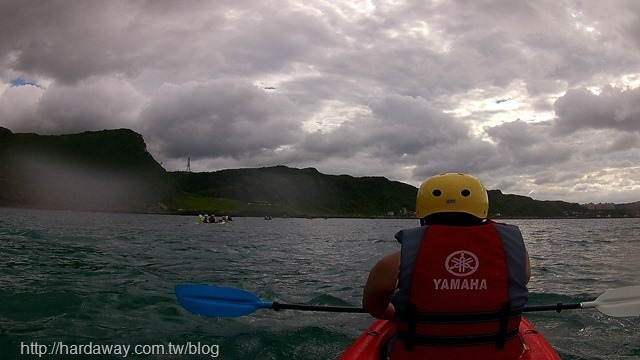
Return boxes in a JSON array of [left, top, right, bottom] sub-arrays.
[[175, 284, 274, 317]]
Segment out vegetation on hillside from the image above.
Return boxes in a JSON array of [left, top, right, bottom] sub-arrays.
[[170, 166, 417, 217]]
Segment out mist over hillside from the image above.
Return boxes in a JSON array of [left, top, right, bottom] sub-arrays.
[[0, 127, 176, 212]]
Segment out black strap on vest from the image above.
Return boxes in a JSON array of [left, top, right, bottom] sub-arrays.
[[395, 307, 523, 324], [496, 302, 511, 349], [397, 327, 520, 347], [396, 302, 522, 350], [404, 304, 417, 351]]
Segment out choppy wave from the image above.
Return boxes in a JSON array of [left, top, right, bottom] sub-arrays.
[[1, 210, 638, 359]]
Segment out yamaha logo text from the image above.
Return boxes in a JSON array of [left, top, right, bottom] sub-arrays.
[[433, 250, 488, 290]]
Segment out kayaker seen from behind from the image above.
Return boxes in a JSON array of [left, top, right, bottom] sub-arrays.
[[363, 173, 532, 360]]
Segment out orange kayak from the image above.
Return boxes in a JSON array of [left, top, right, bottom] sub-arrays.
[[339, 317, 560, 360]]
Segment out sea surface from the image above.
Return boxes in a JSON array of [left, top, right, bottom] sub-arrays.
[[0, 207, 638, 359]]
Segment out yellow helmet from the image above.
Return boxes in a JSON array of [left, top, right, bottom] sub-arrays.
[[415, 173, 489, 219]]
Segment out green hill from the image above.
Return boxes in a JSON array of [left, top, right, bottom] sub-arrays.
[[170, 166, 417, 217], [487, 190, 591, 218], [168, 169, 596, 218], [0, 127, 634, 218]]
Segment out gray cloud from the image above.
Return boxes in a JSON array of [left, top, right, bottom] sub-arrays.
[[141, 79, 303, 159], [554, 86, 640, 134], [486, 120, 574, 167], [2, 0, 640, 203]]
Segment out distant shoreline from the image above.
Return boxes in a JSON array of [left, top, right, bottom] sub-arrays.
[[2, 204, 636, 219]]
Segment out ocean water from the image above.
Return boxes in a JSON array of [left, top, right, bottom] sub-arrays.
[[0, 208, 638, 359]]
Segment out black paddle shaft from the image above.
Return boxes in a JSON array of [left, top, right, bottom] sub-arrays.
[[523, 302, 583, 313], [272, 302, 368, 313], [272, 302, 584, 314]]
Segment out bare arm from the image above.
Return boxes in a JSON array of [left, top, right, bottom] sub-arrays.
[[362, 252, 400, 319]]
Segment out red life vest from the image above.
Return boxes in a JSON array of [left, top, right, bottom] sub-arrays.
[[389, 221, 529, 360]]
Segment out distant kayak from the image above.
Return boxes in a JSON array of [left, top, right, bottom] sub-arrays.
[[198, 214, 233, 224], [198, 220, 227, 224], [338, 317, 560, 360]]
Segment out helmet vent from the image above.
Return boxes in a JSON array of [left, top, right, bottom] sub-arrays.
[[461, 189, 471, 197], [432, 189, 442, 197]]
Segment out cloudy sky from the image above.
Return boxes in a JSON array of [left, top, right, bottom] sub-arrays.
[[2, 0, 640, 204]]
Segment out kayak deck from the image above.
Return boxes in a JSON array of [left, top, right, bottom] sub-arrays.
[[338, 317, 560, 360]]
